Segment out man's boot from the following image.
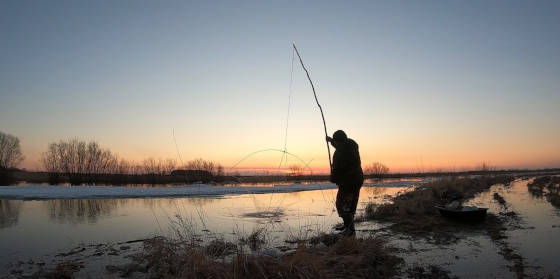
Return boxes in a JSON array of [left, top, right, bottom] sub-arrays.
[[334, 223, 346, 231], [341, 214, 355, 236], [334, 214, 349, 231]]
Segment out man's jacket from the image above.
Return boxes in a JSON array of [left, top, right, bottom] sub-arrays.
[[331, 138, 364, 189]]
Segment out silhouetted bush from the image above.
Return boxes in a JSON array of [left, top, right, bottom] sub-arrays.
[[170, 170, 213, 183], [0, 169, 16, 185], [364, 162, 389, 178], [182, 158, 224, 176], [47, 172, 60, 185]]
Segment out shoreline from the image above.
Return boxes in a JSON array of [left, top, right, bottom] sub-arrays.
[[5, 168, 560, 186], [0, 179, 423, 200]]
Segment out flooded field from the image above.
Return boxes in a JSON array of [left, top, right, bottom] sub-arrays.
[[2, 176, 559, 278], [468, 178, 560, 277], [377, 177, 560, 278], [0, 178, 417, 275]]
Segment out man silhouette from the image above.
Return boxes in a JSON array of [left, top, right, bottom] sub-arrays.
[[327, 130, 364, 236]]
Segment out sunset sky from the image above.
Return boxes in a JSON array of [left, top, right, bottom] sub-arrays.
[[1, 1, 559, 173]]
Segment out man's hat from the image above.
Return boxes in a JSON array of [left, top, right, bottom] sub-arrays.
[[333, 130, 347, 141]]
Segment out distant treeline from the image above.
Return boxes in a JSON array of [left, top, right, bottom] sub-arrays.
[[370, 168, 560, 179], [14, 170, 226, 185], [39, 139, 226, 185]]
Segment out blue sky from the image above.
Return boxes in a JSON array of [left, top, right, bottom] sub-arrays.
[[1, 0, 559, 172]]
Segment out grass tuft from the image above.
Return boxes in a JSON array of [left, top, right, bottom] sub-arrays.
[[239, 227, 268, 251], [362, 175, 515, 222], [139, 233, 403, 279]]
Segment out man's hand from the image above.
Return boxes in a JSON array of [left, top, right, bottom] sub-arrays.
[[326, 136, 333, 142]]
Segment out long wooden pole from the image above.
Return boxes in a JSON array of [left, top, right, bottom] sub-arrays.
[[292, 43, 332, 171]]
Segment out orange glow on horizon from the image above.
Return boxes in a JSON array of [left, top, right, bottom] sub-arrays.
[[17, 131, 560, 174]]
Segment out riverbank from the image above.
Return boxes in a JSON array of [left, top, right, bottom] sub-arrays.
[[0, 179, 423, 200]]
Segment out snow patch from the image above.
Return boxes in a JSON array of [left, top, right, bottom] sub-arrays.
[[0, 180, 423, 200], [0, 184, 337, 200]]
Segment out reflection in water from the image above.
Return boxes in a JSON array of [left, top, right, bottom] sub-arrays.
[[465, 179, 560, 277], [139, 197, 219, 208], [46, 199, 121, 224], [361, 186, 406, 201], [44, 197, 223, 225], [0, 184, 414, 273], [0, 200, 22, 228]]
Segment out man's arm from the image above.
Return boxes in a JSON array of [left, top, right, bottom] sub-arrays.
[[326, 136, 336, 183], [330, 149, 342, 184]]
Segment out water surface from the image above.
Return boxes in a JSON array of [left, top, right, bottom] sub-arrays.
[[4, 177, 558, 278], [0, 179, 414, 272]]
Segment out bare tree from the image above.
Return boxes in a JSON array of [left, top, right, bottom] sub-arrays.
[[288, 164, 303, 176], [364, 162, 390, 177], [41, 139, 118, 185], [141, 158, 176, 176], [0, 131, 24, 169], [115, 159, 131, 174], [142, 157, 159, 175], [182, 158, 224, 176], [479, 161, 496, 172], [216, 165, 224, 176], [161, 159, 177, 175]]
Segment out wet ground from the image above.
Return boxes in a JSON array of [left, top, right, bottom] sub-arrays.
[[2, 177, 560, 278], [0, 178, 417, 277], [372, 178, 560, 278]]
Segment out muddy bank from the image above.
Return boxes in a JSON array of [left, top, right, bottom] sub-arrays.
[[3, 240, 146, 279], [5, 234, 407, 279], [360, 175, 560, 278], [360, 175, 515, 239]]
